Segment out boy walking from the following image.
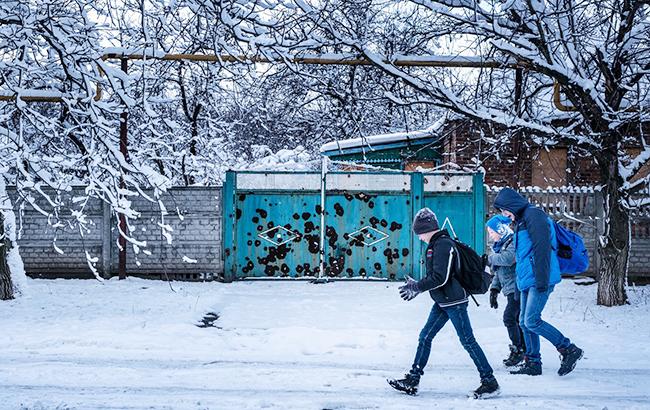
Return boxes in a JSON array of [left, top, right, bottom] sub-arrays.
[[494, 188, 583, 376], [486, 215, 525, 367], [388, 207, 499, 399]]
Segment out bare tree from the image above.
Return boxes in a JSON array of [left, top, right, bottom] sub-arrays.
[[215, 0, 650, 306], [0, 0, 177, 295]]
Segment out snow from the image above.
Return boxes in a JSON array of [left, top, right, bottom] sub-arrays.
[[320, 117, 446, 154], [0, 173, 27, 296], [1, 278, 649, 409], [239, 145, 318, 171]]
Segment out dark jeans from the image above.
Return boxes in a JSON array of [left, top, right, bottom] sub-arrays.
[[413, 302, 494, 382], [519, 286, 571, 363], [504, 293, 524, 349]]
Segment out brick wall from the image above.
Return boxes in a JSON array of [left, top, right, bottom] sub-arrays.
[[5, 184, 648, 280], [441, 120, 602, 187], [6, 187, 222, 280]]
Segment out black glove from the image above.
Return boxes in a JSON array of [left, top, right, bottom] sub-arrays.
[[482, 253, 489, 267], [489, 289, 499, 309], [399, 276, 421, 301], [536, 285, 548, 294]]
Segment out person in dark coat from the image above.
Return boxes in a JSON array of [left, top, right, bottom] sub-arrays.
[[388, 207, 499, 399], [494, 188, 583, 376], [486, 215, 525, 367]]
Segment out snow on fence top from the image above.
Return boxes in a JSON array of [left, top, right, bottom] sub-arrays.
[[486, 185, 599, 194]]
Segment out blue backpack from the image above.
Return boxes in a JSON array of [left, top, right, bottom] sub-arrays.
[[553, 221, 589, 275]]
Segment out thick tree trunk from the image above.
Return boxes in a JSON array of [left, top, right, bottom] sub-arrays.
[[596, 151, 629, 306], [0, 212, 14, 300]]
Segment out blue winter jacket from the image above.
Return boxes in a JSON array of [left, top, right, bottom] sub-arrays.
[[493, 188, 561, 292]]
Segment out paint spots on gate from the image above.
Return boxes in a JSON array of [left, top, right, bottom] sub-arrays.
[[238, 191, 410, 279], [304, 221, 316, 234], [327, 255, 345, 276], [304, 234, 320, 254], [355, 193, 375, 202], [280, 264, 290, 275], [348, 231, 366, 248], [325, 226, 339, 247], [268, 244, 289, 260], [383, 248, 400, 265], [264, 265, 279, 276], [294, 263, 315, 276], [383, 248, 394, 265], [242, 260, 254, 274]]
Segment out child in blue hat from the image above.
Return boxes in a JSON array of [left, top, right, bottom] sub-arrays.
[[486, 215, 525, 367]]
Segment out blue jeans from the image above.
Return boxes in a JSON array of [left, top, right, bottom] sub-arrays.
[[519, 286, 571, 363], [413, 302, 494, 382]]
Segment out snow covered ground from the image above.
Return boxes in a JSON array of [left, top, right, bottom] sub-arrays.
[[1, 278, 649, 410]]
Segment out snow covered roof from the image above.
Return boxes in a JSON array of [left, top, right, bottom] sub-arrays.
[[320, 116, 447, 154]]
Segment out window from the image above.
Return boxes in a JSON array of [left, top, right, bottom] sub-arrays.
[[531, 148, 567, 187]]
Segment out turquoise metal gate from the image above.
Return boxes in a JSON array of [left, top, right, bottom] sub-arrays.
[[222, 171, 484, 281]]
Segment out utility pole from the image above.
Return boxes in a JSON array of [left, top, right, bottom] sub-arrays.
[[118, 57, 128, 280]]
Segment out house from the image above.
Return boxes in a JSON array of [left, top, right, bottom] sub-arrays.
[[322, 117, 650, 187]]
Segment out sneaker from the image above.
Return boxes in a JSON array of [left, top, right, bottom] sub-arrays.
[[510, 358, 542, 376], [387, 373, 420, 396], [558, 344, 584, 376], [387, 368, 421, 396], [472, 378, 500, 399], [503, 344, 525, 367]]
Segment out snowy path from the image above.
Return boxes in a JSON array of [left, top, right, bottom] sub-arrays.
[[1, 279, 649, 409]]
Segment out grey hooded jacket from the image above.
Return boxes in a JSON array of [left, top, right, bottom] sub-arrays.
[[489, 235, 518, 296]]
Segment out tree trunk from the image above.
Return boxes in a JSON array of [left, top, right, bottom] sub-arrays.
[[0, 212, 14, 300], [596, 151, 629, 306]]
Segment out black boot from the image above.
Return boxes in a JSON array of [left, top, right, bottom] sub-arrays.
[[510, 357, 542, 376], [558, 344, 583, 376], [387, 367, 422, 396], [503, 344, 525, 367], [472, 378, 500, 399]]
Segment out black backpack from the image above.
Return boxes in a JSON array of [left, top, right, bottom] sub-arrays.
[[452, 239, 493, 304]]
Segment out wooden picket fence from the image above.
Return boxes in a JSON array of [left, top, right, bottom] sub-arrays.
[[486, 187, 650, 277]]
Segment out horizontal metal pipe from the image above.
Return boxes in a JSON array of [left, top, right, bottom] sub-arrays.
[[0, 52, 518, 103]]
